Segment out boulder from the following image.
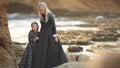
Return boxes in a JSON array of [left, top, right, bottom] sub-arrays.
[[66, 53, 89, 62], [78, 54, 90, 62], [67, 46, 83, 52]]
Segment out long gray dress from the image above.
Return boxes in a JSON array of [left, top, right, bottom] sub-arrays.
[[32, 13, 68, 68], [19, 30, 39, 68]]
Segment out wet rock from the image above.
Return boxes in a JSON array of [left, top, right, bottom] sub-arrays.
[[77, 24, 98, 27], [66, 53, 89, 62], [54, 62, 85, 68], [78, 54, 90, 62], [92, 30, 118, 41], [92, 36, 118, 41], [58, 30, 93, 45], [67, 46, 83, 52], [82, 18, 120, 42], [89, 44, 119, 50], [87, 44, 120, 55], [67, 54, 79, 61]]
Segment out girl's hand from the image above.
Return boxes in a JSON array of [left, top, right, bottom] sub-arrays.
[[35, 37, 39, 40], [55, 37, 58, 43], [34, 37, 39, 42]]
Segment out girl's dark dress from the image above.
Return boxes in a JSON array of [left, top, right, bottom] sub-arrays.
[[19, 30, 39, 68], [32, 13, 67, 68]]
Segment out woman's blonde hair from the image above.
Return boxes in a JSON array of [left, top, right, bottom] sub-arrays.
[[38, 2, 51, 23]]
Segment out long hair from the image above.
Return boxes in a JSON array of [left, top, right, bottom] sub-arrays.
[[38, 2, 51, 23]]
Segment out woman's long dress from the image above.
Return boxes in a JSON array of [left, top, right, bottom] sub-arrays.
[[32, 13, 68, 68]]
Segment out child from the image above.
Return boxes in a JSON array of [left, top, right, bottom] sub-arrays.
[[19, 22, 39, 68], [28, 22, 39, 43]]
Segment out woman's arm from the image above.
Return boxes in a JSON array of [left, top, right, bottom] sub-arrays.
[[49, 13, 59, 42], [49, 13, 58, 37]]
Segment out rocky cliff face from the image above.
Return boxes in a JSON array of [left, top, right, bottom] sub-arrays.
[[0, 3, 17, 68], [0, 0, 120, 14]]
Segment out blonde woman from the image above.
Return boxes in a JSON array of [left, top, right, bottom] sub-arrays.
[[32, 2, 68, 68]]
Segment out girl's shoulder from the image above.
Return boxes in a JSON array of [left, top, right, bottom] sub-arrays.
[[29, 30, 33, 34], [36, 31, 40, 34], [29, 30, 39, 36], [35, 31, 40, 35], [29, 30, 35, 35]]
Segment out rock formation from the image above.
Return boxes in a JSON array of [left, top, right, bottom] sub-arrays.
[[0, 3, 17, 68]]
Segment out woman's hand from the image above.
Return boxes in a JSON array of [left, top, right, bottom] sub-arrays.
[[55, 37, 58, 43]]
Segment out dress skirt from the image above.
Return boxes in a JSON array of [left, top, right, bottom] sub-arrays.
[[32, 23, 67, 68]]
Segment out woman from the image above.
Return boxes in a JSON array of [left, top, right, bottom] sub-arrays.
[[32, 2, 68, 68]]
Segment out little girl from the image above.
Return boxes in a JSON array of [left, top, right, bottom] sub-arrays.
[[28, 22, 39, 43], [19, 22, 39, 68]]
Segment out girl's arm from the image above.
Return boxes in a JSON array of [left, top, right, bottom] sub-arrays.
[[28, 32, 35, 42]]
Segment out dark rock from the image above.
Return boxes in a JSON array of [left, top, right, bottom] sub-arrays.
[[13, 42, 26, 45], [86, 49, 94, 52], [67, 46, 83, 52], [75, 41, 91, 45]]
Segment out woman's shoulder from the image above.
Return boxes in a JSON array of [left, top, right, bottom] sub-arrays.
[[48, 13, 55, 18]]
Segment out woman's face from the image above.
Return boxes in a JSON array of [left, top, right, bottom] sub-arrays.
[[32, 24, 38, 31], [39, 7, 46, 14]]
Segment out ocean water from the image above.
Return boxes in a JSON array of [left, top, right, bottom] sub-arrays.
[[8, 14, 100, 57], [8, 13, 98, 43]]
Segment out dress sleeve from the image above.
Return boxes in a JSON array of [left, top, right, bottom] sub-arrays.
[[28, 32, 35, 42], [49, 14, 58, 37]]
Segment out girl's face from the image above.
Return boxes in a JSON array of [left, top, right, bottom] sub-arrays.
[[32, 24, 38, 31], [39, 7, 46, 15]]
